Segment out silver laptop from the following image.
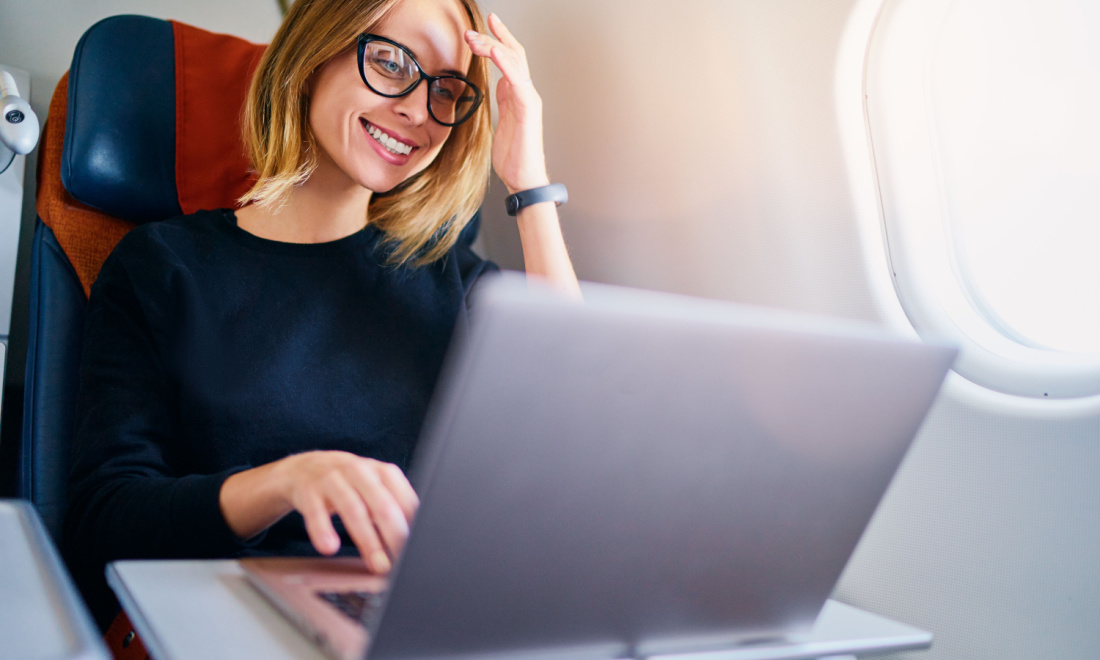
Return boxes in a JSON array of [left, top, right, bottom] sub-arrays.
[[243, 275, 955, 660]]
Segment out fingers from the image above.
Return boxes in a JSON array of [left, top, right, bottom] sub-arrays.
[[490, 46, 531, 89], [487, 12, 522, 52], [344, 463, 411, 560], [298, 488, 341, 556], [464, 31, 507, 68], [327, 475, 392, 574], [465, 16, 532, 88], [376, 462, 420, 523], [287, 453, 418, 575]]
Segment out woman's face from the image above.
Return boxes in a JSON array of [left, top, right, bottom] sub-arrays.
[[307, 0, 473, 193]]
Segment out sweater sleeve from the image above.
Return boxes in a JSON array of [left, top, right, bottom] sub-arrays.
[[63, 232, 254, 573]]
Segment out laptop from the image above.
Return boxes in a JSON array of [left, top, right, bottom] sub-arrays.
[[242, 274, 956, 660], [0, 500, 111, 660]]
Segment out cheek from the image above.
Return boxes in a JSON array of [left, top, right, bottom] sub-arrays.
[[307, 97, 343, 156], [414, 127, 454, 171], [307, 84, 368, 155], [432, 124, 454, 144]]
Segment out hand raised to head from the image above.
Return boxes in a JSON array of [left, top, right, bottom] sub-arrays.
[[464, 13, 550, 194]]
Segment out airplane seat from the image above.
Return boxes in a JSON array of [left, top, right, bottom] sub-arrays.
[[17, 15, 266, 542]]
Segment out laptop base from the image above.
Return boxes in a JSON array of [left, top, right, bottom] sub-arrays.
[[108, 559, 931, 660]]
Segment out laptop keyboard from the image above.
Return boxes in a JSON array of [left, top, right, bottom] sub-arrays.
[[317, 590, 387, 626]]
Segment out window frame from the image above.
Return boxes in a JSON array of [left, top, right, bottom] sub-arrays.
[[835, 0, 1100, 401]]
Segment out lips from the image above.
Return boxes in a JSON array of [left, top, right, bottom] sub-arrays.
[[361, 119, 417, 156]]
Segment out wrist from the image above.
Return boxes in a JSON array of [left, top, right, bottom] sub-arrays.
[[504, 175, 550, 196], [222, 460, 294, 534], [505, 183, 568, 217], [268, 454, 299, 510]]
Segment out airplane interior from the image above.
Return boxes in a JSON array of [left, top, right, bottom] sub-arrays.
[[0, 0, 1097, 658]]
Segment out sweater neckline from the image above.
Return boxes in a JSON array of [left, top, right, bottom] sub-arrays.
[[216, 208, 382, 256]]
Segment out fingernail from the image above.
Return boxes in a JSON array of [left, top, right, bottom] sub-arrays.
[[370, 551, 392, 574]]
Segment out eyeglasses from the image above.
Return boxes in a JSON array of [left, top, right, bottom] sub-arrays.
[[356, 34, 484, 127]]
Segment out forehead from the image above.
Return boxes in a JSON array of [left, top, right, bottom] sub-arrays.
[[371, 0, 472, 74]]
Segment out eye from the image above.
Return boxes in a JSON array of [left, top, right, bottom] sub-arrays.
[[432, 79, 469, 105], [371, 55, 407, 79], [431, 85, 456, 102]]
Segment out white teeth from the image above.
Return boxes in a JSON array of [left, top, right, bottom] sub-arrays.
[[366, 122, 412, 156]]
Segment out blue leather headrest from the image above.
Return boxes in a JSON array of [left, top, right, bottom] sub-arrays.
[[62, 15, 182, 223]]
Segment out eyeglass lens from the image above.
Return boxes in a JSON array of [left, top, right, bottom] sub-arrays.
[[362, 41, 478, 125]]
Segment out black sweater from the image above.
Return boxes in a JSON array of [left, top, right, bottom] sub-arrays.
[[63, 208, 497, 627]]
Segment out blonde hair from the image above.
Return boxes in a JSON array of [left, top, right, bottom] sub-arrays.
[[240, 0, 492, 265]]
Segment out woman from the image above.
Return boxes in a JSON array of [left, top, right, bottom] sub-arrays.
[[63, 0, 578, 628]]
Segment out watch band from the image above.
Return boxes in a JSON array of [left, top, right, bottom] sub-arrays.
[[505, 183, 568, 216]]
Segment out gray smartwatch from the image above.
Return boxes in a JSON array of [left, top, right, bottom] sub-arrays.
[[505, 183, 568, 216]]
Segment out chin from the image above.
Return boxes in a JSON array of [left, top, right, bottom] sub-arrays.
[[363, 180, 401, 194], [351, 167, 408, 195], [362, 167, 430, 196]]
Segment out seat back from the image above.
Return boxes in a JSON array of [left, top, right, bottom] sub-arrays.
[[19, 15, 265, 540]]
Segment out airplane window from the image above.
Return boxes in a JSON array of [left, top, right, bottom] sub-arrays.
[[847, 0, 1100, 399], [930, 0, 1100, 355]]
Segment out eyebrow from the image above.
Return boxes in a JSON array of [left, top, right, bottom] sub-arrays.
[[398, 41, 468, 78]]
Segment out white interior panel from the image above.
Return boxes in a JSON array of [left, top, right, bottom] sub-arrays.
[[0, 66, 29, 339]]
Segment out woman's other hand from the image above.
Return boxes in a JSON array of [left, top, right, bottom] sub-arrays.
[[465, 13, 549, 194], [464, 13, 581, 297], [219, 451, 419, 574]]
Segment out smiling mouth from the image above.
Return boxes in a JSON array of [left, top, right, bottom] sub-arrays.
[[362, 119, 415, 156]]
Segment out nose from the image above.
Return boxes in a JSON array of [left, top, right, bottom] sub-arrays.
[[392, 80, 431, 126]]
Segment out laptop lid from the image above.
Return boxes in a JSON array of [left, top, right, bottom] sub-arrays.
[[0, 500, 111, 660], [367, 275, 955, 660]]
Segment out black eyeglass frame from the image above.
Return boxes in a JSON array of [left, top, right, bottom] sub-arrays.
[[356, 33, 484, 127]]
